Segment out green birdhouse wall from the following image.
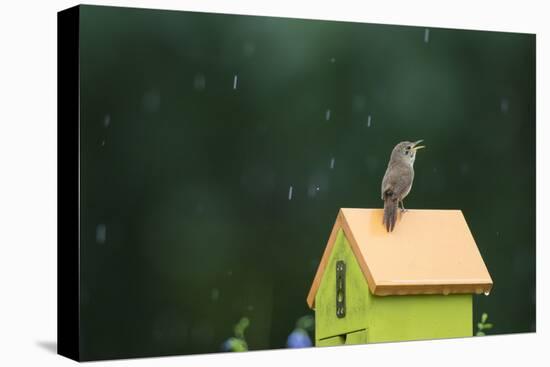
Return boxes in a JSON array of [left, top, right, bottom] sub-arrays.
[[307, 209, 493, 347]]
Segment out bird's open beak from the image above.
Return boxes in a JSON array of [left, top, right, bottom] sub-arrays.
[[412, 140, 425, 151]]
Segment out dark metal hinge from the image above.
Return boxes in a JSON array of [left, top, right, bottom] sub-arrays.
[[336, 260, 346, 318]]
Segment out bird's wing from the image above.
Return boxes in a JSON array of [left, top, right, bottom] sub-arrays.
[[382, 163, 413, 200]]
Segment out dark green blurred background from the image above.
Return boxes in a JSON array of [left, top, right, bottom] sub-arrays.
[[78, 5, 535, 360]]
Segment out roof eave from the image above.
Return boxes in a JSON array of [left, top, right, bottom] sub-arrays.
[[373, 281, 493, 296]]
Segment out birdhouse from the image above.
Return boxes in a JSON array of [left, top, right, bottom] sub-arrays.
[[306, 208, 493, 346]]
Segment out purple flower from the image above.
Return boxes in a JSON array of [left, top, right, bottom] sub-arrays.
[[286, 329, 312, 348]]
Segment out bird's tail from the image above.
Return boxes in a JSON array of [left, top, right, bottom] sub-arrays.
[[383, 192, 398, 232]]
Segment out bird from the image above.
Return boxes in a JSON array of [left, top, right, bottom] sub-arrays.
[[381, 140, 425, 232]]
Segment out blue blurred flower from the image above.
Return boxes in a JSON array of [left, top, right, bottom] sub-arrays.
[[221, 338, 233, 352], [286, 328, 312, 348]]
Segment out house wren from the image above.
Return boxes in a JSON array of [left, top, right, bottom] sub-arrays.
[[381, 140, 425, 232]]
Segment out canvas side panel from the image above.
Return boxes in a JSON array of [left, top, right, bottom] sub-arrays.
[[315, 229, 371, 343], [368, 293, 472, 343], [57, 5, 81, 362]]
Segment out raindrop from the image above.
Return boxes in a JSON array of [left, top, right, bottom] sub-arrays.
[[330, 157, 335, 170], [484, 291, 490, 296], [233, 75, 238, 90], [288, 186, 293, 200], [352, 95, 365, 112], [103, 114, 111, 127], [193, 73, 206, 91], [443, 288, 450, 296], [243, 42, 256, 57], [330, 57, 336, 63], [307, 184, 319, 198], [325, 109, 331, 121], [142, 89, 161, 112], [211, 288, 220, 301], [96, 224, 106, 244], [424, 28, 430, 43], [500, 98, 509, 113], [101, 140, 105, 147], [367, 115, 372, 127], [247, 305, 254, 311], [460, 162, 470, 175]]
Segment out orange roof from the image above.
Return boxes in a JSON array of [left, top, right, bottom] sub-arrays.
[[307, 208, 493, 308]]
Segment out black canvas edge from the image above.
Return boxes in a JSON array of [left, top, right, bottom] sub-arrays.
[[57, 5, 81, 362]]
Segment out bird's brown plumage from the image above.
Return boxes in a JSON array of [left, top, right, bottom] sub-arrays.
[[381, 141, 424, 232]]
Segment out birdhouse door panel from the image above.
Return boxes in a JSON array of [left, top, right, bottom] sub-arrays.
[[315, 229, 373, 342]]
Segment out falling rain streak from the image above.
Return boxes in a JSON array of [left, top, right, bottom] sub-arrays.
[[233, 75, 238, 90], [288, 186, 293, 200], [367, 115, 372, 127], [96, 224, 106, 244], [325, 109, 331, 121], [211, 288, 220, 301], [143, 90, 161, 112], [330, 157, 335, 169], [500, 98, 509, 113], [194, 74, 206, 90], [101, 115, 110, 147], [424, 28, 430, 43]]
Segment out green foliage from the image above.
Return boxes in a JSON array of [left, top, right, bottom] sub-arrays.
[[223, 317, 250, 352], [295, 315, 314, 332], [234, 317, 250, 340], [476, 313, 494, 336], [224, 337, 248, 352]]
